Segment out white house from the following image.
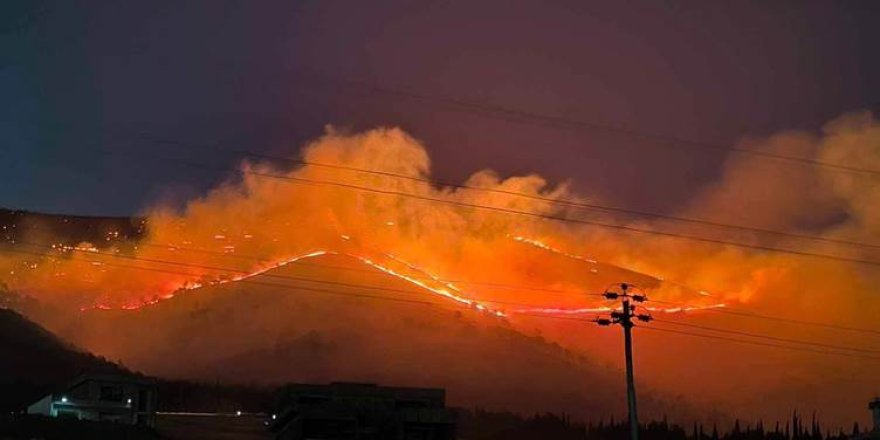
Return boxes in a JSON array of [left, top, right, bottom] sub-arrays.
[[26, 373, 157, 427]]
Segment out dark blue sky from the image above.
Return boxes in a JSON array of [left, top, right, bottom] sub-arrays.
[[2, 0, 878, 216]]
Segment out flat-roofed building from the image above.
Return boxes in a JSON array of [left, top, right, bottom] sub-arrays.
[[26, 373, 157, 427], [870, 398, 880, 437], [270, 382, 454, 440]]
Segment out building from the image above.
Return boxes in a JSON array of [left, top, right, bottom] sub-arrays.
[[269, 382, 455, 440], [853, 398, 880, 440], [26, 373, 158, 427], [870, 398, 880, 435]]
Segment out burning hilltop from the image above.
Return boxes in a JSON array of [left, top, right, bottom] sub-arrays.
[[0, 127, 733, 312], [32, 250, 696, 421]]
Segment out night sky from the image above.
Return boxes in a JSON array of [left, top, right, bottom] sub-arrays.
[[2, 1, 879, 216]]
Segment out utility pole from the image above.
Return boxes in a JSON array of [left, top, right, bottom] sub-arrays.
[[595, 283, 652, 440]]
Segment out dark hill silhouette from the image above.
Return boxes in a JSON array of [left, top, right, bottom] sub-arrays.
[[0, 308, 128, 411], [0, 208, 145, 249], [0, 308, 267, 415]]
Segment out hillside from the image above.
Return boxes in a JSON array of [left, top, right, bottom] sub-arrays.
[[0, 209, 696, 421], [0, 208, 145, 248], [0, 308, 128, 411], [31, 253, 691, 421]]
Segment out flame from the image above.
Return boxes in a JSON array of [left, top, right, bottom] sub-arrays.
[[644, 304, 727, 314], [350, 251, 505, 317], [2, 120, 878, 428], [74, 241, 510, 318], [513, 306, 613, 315], [0, 127, 758, 318], [511, 235, 599, 264], [2, 123, 877, 345], [508, 235, 727, 315]]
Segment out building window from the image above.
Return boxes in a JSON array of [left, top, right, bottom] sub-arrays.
[[57, 410, 79, 419], [99, 385, 124, 402], [138, 389, 148, 411], [396, 400, 428, 409]]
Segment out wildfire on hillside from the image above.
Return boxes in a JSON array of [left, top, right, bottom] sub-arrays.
[[1, 117, 879, 427], [1, 118, 878, 322]]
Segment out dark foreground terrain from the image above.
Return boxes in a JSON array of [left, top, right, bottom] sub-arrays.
[[155, 413, 270, 440], [2, 411, 860, 440], [0, 413, 270, 440]]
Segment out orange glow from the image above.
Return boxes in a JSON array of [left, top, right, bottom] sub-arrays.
[[2, 119, 879, 427], [1, 128, 742, 315]]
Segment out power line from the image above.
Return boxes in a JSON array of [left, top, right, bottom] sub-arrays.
[[95, 254, 609, 321], [592, 283, 652, 440], [142, 237, 880, 338], [80, 238, 880, 340], [47, 237, 880, 342], [20, 192, 880, 341], [292, 70, 880, 178], [78, 259, 441, 308], [6, 246, 880, 361], [68, 252, 880, 361], [641, 326, 880, 361], [115, 133, 880, 252], [652, 318, 880, 354], [649, 299, 880, 336], [15, 155, 880, 334], [7, 245, 590, 311], [128, 240, 607, 298], [102, 149, 880, 268]]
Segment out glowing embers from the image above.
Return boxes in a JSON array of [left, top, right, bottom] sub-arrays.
[[53, 243, 100, 253], [645, 303, 727, 314], [510, 236, 598, 264], [514, 303, 727, 317], [86, 250, 333, 311], [507, 235, 727, 316], [82, 245, 506, 318], [351, 252, 506, 317], [78, 232, 714, 319], [513, 306, 613, 315]]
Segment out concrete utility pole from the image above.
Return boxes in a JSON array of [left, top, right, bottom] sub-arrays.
[[595, 283, 652, 440]]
